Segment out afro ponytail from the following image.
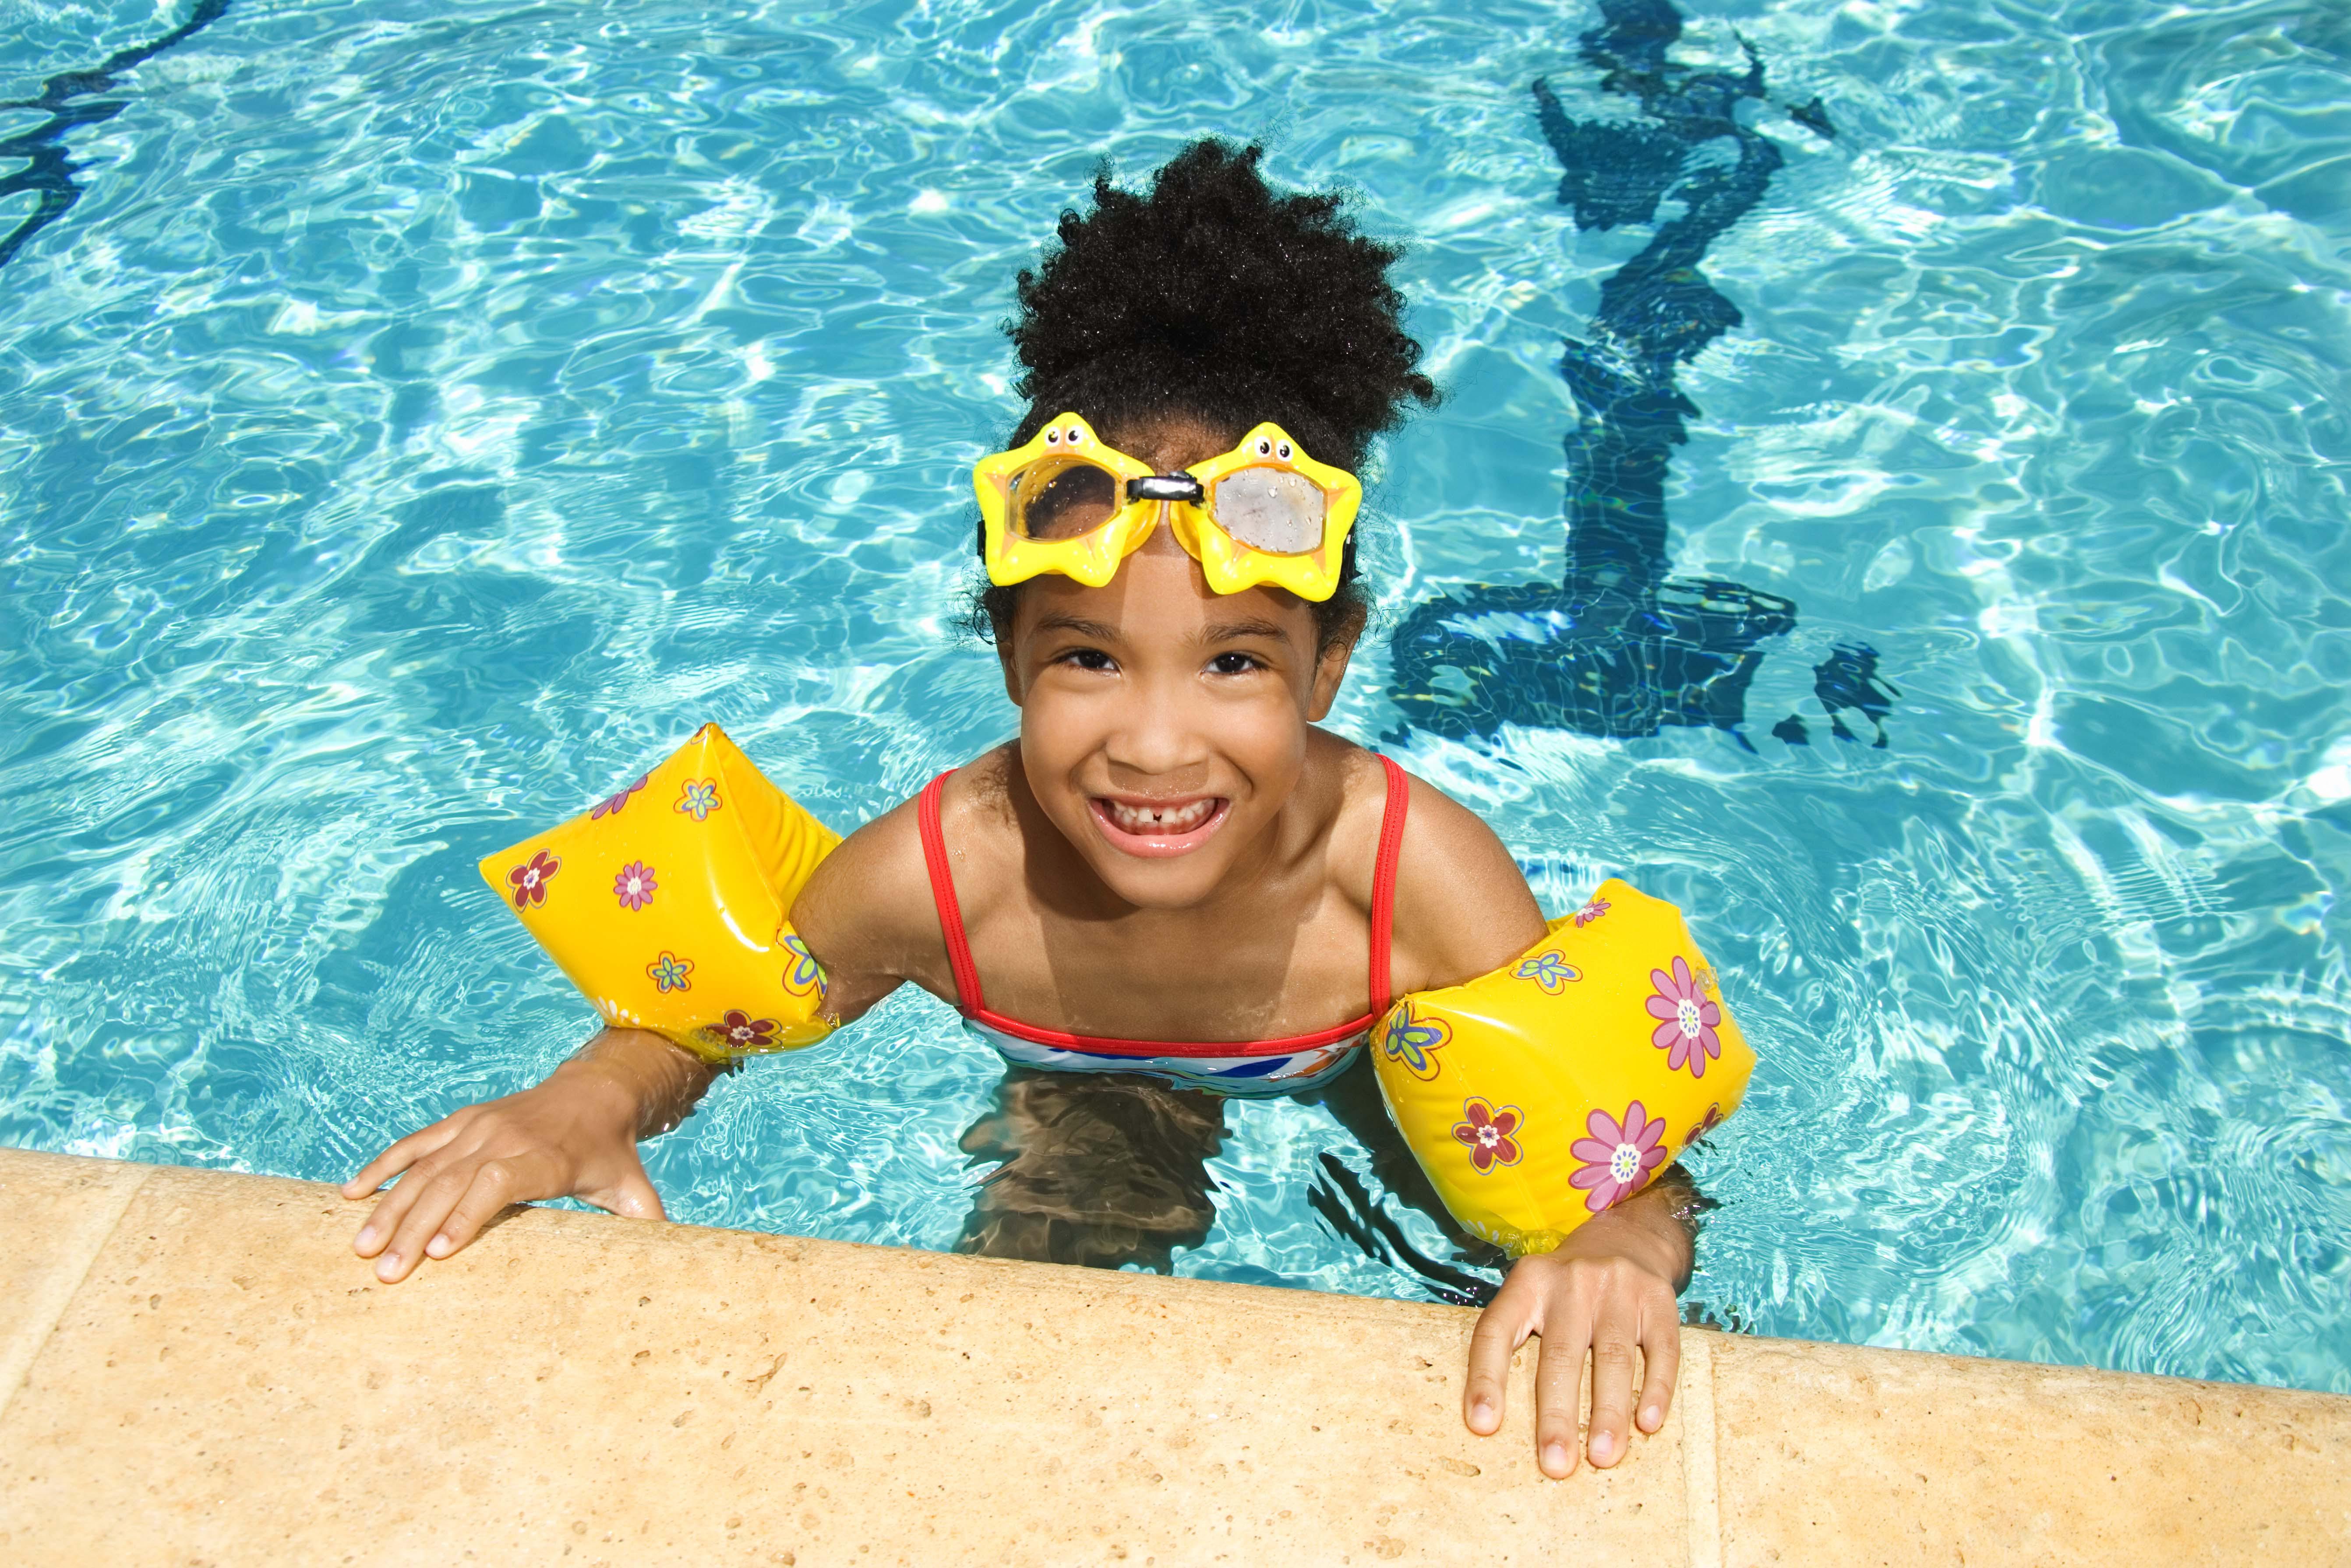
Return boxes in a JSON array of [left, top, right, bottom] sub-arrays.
[[1006, 140, 1434, 467]]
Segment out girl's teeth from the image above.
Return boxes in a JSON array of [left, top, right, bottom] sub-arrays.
[[1108, 798, 1214, 835]]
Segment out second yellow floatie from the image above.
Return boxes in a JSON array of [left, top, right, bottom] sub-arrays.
[[1371, 879, 1752, 1258]]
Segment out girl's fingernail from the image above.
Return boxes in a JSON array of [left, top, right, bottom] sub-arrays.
[[376, 1253, 399, 1279], [426, 1234, 450, 1258], [1471, 1399, 1494, 1428], [1642, 1403, 1661, 1427], [356, 1226, 376, 1247], [1591, 1430, 1614, 1461], [1543, 1442, 1569, 1472]]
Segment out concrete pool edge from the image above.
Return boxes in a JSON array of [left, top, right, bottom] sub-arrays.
[[0, 1146, 2340, 1564]]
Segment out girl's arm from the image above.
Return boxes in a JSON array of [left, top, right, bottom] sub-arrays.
[[346, 795, 938, 1282], [1384, 767, 1690, 1478]]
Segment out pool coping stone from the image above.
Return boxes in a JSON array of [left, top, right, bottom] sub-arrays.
[[0, 1145, 2341, 1564]]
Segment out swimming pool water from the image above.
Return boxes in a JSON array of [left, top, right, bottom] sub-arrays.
[[3, 0, 2347, 1392]]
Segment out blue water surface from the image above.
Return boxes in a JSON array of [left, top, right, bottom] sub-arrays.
[[3, 0, 2348, 1392]]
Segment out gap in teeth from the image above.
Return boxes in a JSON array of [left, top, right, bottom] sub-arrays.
[[1108, 797, 1215, 834]]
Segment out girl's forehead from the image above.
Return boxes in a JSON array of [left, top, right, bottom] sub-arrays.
[[1017, 536, 1313, 643]]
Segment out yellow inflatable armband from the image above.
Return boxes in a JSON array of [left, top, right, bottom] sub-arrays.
[[478, 723, 842, 1064], [1371, 879, 1752, 1258]]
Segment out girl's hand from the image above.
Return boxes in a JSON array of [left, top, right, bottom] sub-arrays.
[[341, 1027, 717, 1283], [1461, 1181, 1694, 1477]]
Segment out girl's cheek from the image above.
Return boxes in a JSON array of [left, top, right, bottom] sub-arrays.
[[1020, 700, 1092, 773], [1218, 697, 1310, 787]]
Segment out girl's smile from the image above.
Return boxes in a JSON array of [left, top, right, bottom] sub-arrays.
[[1090, 793, 1229, 856]]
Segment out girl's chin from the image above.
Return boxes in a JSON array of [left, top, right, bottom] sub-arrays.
[[1086, 796, 1232, 858]]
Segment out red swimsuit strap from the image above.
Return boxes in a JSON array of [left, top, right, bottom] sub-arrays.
[[916, 758, 1411, 1049], [917, 771, 986, 1014], [1369, 753, 1409, 1019]]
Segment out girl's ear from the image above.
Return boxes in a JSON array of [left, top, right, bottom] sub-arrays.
[[1305, 603, 1367, 722]]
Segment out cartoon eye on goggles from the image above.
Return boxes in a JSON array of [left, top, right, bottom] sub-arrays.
[[972, 412, 1362, 602]]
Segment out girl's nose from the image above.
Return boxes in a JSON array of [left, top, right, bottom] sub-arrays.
[[1101, 675, 1211, 783]]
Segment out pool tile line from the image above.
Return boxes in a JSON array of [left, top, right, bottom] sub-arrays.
[[1678, 1330, 1723, 1568], [0, 1155, 149, 1424], [0, 0, 237, 271]]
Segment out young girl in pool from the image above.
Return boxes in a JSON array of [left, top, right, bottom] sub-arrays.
[[346, 140, 1701, 1480]]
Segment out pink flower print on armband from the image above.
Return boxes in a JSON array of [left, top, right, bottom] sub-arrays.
[[1451, 1098, 1525, 1173], [675, 779, 721, 821], [1645, 955, 1723, 1078], [705, 1010, 776, 1053], [1573, 896, 1611, 927], [1684, 1103, 1725, 1149], [506, 850, 560, 910], [780, 934, 825, 998], [1571, 1101, 1668, 1212], [647, 951, 693, 994], [1513, 950, 1581, 994], [591, 773, 649, 820], [1379, 1002, 1451, 1082], [613, 860, 657, 912]]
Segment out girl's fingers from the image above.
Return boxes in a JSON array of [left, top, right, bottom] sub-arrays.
[[343, 1118, 462, 1199], [423, 1157, 537, 1261], [1532, 1300, 1595, 1478], [1583, 1299, 1642, 1469], [1636, 1297, 1682, 1434], [1464, 1277, 1536, 1437], [351, 1155, 442, 1258], [373, 1163, 483, 1282]]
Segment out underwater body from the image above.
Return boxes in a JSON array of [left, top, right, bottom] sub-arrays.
[[2, 0, 2348, 1394]]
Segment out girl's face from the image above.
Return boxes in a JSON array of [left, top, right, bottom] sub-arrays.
[[999, 419, 1359, 911]]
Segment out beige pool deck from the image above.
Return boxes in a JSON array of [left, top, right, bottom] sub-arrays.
[[0, 1147, 2343, 1565]]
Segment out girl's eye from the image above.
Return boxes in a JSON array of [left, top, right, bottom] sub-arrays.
[[1209, 652, 1260, 676], [1063, 648, 1115, 672]]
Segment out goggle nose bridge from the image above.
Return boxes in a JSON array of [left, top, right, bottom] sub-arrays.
[[1125, 473, 1205, 505]]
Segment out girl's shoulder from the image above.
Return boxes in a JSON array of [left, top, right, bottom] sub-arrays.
[[1328, 740, 1546, 996], [789, 746, 1018, 989]]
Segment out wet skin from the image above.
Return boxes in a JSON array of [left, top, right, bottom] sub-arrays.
[[344, 417, 1697, 1477]]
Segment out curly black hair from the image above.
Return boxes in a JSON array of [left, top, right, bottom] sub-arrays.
[[977, 138, 1436, 650]]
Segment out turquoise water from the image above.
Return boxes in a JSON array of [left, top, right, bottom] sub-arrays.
[[4, 0, 2348, 1392]]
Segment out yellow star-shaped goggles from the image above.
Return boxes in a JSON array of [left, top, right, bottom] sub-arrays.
[[972, 413, 1362, 602]]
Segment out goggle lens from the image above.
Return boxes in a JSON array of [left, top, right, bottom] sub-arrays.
[[1210, 467, 1326, 554], [1009, 456, 1121, 540]]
